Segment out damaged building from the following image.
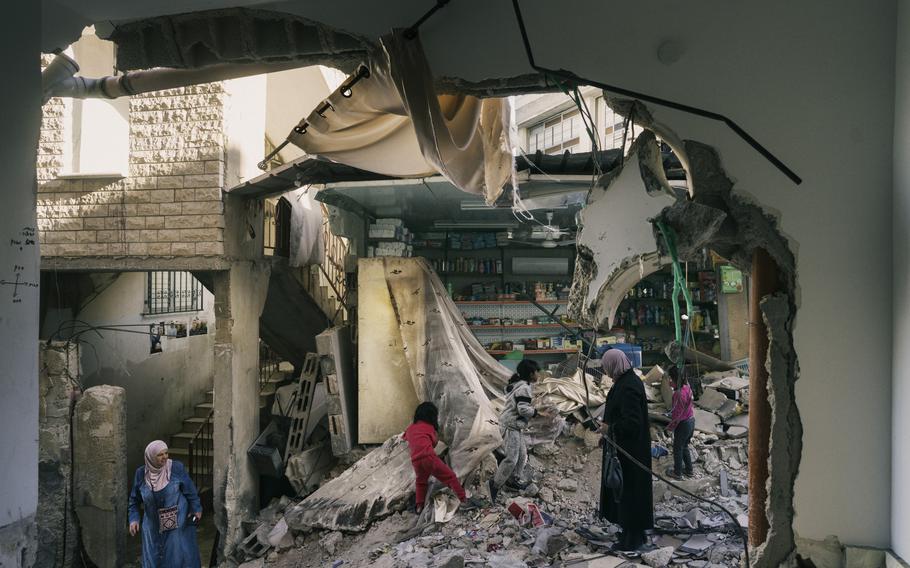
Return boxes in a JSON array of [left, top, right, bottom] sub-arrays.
[[1, 2, 910, 568]]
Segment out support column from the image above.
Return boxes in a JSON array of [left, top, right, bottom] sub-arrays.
[[213, 262, 269, 558], [0, 4, 42, 564], [748, 248, 779, 547]]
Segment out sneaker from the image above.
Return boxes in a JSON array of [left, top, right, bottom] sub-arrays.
[[664, 467, 683, 481], [684, 470, 695, 479], [488, 479, 499, 503], [504, 479, 529, 491], [461, 496, 485, 511]]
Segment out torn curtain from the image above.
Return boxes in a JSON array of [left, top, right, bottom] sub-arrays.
[[285, 30, 513, 204]]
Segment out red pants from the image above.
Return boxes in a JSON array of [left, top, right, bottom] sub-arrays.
[[412, 454, 466, 508]]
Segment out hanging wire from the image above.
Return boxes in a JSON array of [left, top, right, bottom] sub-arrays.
[[510, 0, 801, 186]]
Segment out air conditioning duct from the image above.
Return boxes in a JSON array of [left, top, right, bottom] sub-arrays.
[[511, 257, 569, 275]]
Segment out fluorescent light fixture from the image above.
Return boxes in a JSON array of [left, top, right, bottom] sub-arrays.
[[433, 220, 519, 229], [459, 201, 498, 210]]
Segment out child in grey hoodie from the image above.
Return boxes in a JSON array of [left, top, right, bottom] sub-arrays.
[[489, 359, 548, 502]]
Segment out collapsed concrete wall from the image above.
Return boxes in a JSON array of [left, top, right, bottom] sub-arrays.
[[573, 112, 802, 564], [36, 342, 80, 568], [73, 385, 128, 568]]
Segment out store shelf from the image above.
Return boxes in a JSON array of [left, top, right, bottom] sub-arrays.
[[486, 349, 578, 355], [469, 323, 580, 330], [621, 297, 717, 306], [368, 237, 409, 243], [439, 272, 504, 277], [455, 300, 567, 305]]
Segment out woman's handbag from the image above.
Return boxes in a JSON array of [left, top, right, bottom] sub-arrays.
[[602, 429, 623, 503]]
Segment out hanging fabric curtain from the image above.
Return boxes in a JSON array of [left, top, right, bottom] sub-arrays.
[[284, 30, 513, 204]]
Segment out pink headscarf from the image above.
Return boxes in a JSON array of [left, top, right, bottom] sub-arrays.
[[602, 349, 632, 379], [144, 440, 173, 492]]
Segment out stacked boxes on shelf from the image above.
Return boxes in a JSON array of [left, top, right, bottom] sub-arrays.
[[367, 218, 414, 258]]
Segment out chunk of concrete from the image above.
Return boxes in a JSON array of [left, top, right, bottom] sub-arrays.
[[844, 546, 885, 568], [695, 388, 729, 412], [641, 546, 675, 567], [36, 342, 79, 568], [73, 385, 127, 568], [796, 535, 845, 568]]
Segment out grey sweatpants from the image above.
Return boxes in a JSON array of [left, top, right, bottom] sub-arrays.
[[493, 428, 528, 488]]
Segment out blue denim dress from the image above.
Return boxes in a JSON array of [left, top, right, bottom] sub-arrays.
[[128, 460, 202, 567]]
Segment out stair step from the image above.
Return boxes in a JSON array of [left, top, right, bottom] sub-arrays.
[[182, 417, 210, 432], [194, 402, 214, 418], [206, 390, 214, 403], [170, 432, 213, 450]]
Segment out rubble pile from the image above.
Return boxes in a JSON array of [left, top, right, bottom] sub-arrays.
[[242, 405, 750, 568]]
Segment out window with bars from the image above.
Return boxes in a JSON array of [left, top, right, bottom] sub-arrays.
[[144, 271, 204, 315], [527, 108, 582, 155]]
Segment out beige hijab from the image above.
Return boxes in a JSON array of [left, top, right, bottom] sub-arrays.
[[144, 440, 173, 492], [602, 349, 633, 379]]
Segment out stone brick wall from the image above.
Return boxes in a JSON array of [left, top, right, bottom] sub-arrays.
[[37, 68, 227, 259]]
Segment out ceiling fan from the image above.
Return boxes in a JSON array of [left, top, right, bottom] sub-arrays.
[[507, 211, 576, 248]]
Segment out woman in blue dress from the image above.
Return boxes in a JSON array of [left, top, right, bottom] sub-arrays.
[[129, 440, 203, 567]]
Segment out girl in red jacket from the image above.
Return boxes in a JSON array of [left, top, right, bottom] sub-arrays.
[[403, 402, 483, 513]]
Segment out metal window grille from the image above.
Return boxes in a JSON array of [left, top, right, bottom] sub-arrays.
[[145, 271, 204, 315]]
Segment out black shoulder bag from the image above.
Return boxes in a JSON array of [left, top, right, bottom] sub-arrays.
[[602, 428, 624, 503]]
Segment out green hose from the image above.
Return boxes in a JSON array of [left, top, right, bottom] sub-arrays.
[[655, 220, 694, 372]]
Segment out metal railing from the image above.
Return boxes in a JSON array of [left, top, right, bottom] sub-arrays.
[[259, 341, 281, 392], [187, 408, 214, 497]]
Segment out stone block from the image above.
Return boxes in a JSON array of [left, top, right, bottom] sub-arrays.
[[84, 217, 106, 230], [44, 231, 77, 244], [195, 187, 223, 201], [96, 230, 118, 243], [183, 174, 221, 188], [157, 175, 185, 189], [147, 242, 172, 255], [182, 201, 223, 215], [74, 385, 127, 568], [128, 242, 149, 255], [124, 217, 146, 230], [149, 189, 175, 203], [180, 228, 223, 242], [204, 160, 224, 175], [159, 202, 183, 216], [122, 190, 151, 204], [109, 243, 129, 255], [137, 204, 160, 216], [140, 229, 158, 242], [81, 243, 110, 255], [50, 217, 83, 231], [175, 188, 197, 202], [196, 241, 225, 256], [171, 242, 195, 256], [146, 216, 165, 229], [76, 231, 97, 244]]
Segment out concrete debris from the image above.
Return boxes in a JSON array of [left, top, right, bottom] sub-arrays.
[[266, 409, 750, 568], [641, 546, 674, 567], [320, 531, 343, 556]]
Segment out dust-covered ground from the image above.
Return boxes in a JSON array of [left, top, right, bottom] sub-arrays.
[[240, 422, 749, 568]]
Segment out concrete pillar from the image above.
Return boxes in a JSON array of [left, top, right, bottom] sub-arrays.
[[73, 385, 128, 568], [36, 342, 80, 568], [0, 4, 42, 565], [213, 262, 269, 558]]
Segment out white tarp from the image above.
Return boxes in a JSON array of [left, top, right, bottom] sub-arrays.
[[285, 30, 513, 204], [287, 188, 324, 267]]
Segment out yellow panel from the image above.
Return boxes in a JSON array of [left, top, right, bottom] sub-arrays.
[[357, 258, 419, 443]]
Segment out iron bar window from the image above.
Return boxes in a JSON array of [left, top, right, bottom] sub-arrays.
[[144, 271, 204, 315]]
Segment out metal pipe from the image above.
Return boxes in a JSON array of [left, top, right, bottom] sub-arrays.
[[748, 247, 778, 547], [43, 54, 311, 102], [664, 340, 735, 371]]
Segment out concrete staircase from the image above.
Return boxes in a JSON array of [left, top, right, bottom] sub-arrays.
[[168, 390, 215, 505]]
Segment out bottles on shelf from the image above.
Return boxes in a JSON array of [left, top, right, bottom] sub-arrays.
[[430, 257, 503, 275]]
